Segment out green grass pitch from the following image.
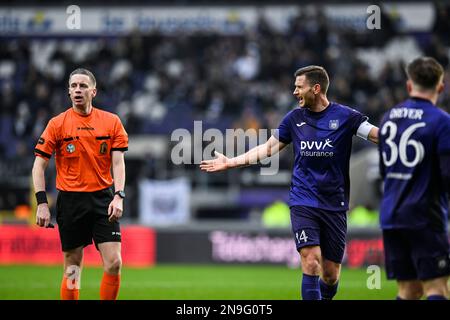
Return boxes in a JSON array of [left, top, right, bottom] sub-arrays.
[[0, 264, 398, 300]]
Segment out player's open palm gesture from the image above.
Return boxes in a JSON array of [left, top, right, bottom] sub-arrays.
[[200, 151, 230, 172]]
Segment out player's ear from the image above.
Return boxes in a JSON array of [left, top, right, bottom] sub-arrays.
[[437, 81, 444, 94], [406, 80, 413, 94], [313, 84, 321, 94], [92, 87, 97, 98]]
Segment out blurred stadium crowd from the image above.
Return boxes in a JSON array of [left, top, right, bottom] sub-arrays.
[[0, 3, 449, 221]]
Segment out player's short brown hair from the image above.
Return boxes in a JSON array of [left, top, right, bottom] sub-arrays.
[[294, 65, 330, 94], [406, 57, 444, 90], [69, 68, 96, 87]]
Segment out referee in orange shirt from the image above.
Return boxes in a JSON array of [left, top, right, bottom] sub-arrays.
[[32, 68, 128, 300]]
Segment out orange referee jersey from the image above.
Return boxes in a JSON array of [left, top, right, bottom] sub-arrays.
[[35, 107, 128, 192]]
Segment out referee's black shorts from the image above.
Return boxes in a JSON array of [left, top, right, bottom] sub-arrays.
[[56, 187, 121, 252]]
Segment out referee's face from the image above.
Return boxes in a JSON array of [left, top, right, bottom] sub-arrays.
[[69, 74, 97, 109]]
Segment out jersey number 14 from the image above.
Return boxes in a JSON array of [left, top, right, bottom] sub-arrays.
[[381, 121, 426, 168], [296, 230, 308, 243]]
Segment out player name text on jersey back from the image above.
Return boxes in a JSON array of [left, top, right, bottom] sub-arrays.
[[389, 107, 423, 120]]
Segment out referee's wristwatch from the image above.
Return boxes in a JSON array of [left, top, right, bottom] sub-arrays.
[[114, 190, 126, 199]]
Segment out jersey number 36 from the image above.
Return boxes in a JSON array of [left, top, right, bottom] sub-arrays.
[[381, 121, 426, 168]]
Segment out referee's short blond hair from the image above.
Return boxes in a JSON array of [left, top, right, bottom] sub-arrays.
[[69, 68, 96, 87]]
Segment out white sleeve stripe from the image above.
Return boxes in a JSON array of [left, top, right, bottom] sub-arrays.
[[356, 121, 375, 140]]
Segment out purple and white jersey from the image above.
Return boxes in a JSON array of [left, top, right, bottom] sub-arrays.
[[379, 97, 450, 231], [275, 102, 368, 211]]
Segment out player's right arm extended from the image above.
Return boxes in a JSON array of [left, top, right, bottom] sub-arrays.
[[32, 156, 51, 227], [199, 135, 287, 172]]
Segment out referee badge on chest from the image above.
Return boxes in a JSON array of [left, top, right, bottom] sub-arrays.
[[66, 143, 76, 153], [100, 142, 108, 154], [329, 120, 339, 130]]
